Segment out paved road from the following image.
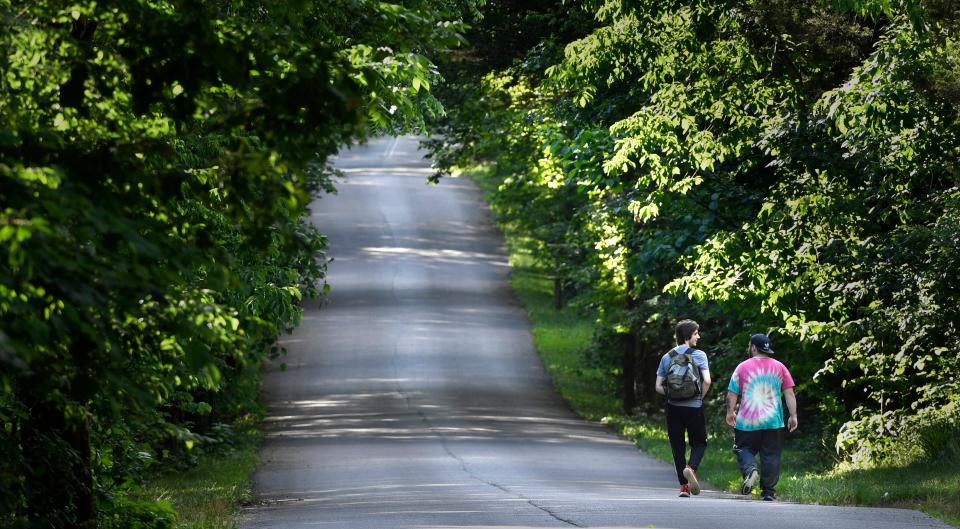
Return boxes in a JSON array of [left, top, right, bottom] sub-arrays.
[[238, 136, 950, 529]]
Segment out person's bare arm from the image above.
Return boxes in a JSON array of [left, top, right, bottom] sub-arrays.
[[655, 375, 666, 395], [725, 391, 738, 427], [784, 387, 798, 432], [700, 370, 712, 399]]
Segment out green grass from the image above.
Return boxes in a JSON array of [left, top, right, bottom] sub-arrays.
[[133, 430, 259, 529], [466, 164, 960, 528]]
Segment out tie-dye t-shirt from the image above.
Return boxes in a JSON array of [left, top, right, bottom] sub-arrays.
[[727, 356, 795, 431]]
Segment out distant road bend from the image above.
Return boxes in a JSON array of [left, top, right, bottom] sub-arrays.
[[238, 136, 950, 529]]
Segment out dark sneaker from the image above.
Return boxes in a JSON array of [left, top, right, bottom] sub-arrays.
[[683, 465, 701, 495], [741, 468, 759, 495], [762, 494, 775, 501], [679, 484, 691, 497]]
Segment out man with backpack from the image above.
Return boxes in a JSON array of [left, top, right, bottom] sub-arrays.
[[725, 333, 798, 501], [655, 319, 712, 497]]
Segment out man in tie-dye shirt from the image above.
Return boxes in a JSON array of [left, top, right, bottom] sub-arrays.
[[725, 334, 798, 501]]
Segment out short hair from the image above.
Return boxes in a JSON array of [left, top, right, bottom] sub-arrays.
[[675, 319, 700, 345]]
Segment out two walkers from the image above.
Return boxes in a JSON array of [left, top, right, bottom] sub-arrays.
[[656, 320, 798, 500]]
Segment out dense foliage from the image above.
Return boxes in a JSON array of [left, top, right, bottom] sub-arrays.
[[0, 1, 469, 527], [430, 0, 960, 466]]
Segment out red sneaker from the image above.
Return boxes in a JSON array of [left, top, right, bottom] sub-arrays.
[[678, 484, 691, 497], [683, 465, 701, 495]]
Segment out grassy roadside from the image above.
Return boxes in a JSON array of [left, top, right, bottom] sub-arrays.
[[463, 164, 960, 528], [130, 426, 259, 529]]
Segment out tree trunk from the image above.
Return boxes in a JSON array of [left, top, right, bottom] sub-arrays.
[[553, 275, 563, 310], [621, 331, 638, 413], [637, 345, 661, 404], [621, 274, 638, 412]]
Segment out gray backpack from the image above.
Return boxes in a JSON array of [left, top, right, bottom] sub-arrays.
[[665, 348, 701, 400]]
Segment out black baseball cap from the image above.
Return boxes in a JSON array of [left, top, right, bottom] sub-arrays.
[[750, 333, 774, 354]]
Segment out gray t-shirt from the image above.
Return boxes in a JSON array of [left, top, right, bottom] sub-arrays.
[[656, 345, 709, 408]]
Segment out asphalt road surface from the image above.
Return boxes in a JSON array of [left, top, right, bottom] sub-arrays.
[[238, 136, 950, 529]]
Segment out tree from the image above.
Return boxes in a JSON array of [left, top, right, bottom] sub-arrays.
[[431, 0, 960, 461]]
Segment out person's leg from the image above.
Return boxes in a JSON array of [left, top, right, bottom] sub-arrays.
[[733, 428, 761, 494], [733, 428, 759, 475], [686, 405, 708, 470], [759, 428, 784, 498], [665, 404, 688, 485], [682, 406, 707, 495]]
